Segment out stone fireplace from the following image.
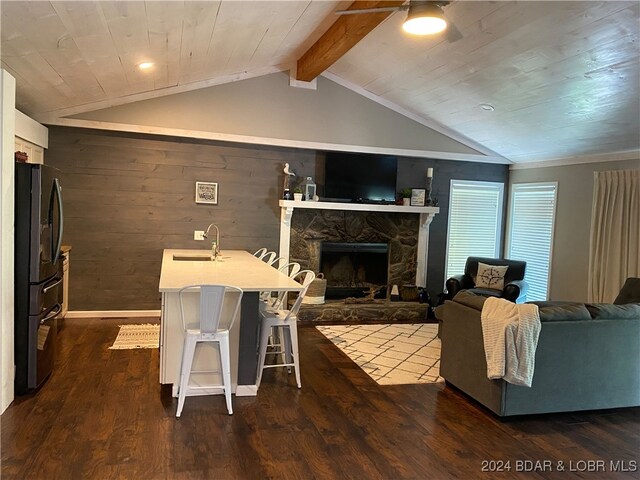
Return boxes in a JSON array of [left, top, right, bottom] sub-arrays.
[[278, 200, 439, 323], [288, 209, 420, 292]]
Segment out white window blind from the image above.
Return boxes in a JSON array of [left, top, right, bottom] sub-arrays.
[[507, 183, 557, 301], [445, 180, 504, 281]]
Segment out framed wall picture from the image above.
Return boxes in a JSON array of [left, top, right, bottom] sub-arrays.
[[411, 188, 426, 206], [195, 182, 218, 204]]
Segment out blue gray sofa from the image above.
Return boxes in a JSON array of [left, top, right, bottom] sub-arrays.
[[438, 291, 640, 417]]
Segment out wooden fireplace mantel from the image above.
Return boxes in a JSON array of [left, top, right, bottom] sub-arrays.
[[278, 200, 440, 288]]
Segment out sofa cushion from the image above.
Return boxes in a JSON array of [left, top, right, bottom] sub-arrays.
[[452, 290, 487, 311], [614, 278, 640, 305], [585, 303, 640, 320], [529, 302, 592, 322]]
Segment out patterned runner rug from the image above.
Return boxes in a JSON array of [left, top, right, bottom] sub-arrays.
[[109, 324, 160, 350], [316, 323, 443, 385]]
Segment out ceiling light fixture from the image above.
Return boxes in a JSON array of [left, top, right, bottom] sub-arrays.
[[402, 2, 448, 36], [138, 62, 154, 70], [480, 103, 495, 112]]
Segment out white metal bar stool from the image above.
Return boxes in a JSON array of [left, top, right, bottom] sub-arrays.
[[256, 270, 315, 388], [267, 255, 286, 268], [260, 262, 301, 310], [253, 247, 268, 259], [176, 284, 243, 417], [261, 261, 302, 361], [261, 251, 277, 265], [272, 262, 302, 309]]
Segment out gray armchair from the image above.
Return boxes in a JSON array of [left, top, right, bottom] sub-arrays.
[[446, 257, 528, 303]]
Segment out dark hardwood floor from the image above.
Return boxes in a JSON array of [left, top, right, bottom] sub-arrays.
[[2, 318, 638, 479]]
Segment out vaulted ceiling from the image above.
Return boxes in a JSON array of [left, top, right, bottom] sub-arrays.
[[2, 1, 639, 164]]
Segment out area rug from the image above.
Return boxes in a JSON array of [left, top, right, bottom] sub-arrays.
[[109, 324, 160, 350], [316, 323, 443, 385]]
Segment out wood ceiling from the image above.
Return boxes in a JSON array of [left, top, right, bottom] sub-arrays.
[[2, 1, 639, 164]]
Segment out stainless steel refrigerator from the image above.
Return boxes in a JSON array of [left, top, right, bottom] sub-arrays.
[[15, 163, 64, 394]]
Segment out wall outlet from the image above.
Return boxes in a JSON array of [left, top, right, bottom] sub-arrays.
[[194, 230, 205, 241]]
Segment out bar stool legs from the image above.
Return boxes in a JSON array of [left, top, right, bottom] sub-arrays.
[[256, 321, 301, 389], [176, 336, 197, 418]]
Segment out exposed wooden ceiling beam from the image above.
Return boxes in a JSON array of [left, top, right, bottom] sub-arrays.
[[296, 1, 404, 82]]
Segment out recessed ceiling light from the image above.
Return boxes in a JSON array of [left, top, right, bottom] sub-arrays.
[[138, 62, 154, 70], [480, 103, 495, 112]]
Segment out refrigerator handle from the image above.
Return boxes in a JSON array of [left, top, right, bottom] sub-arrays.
[[41, 304, 62, 324], [51, 178, 64, 265], [43, 277, 62, 294]]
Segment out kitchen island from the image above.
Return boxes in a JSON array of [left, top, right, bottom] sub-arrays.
[[159, 249, 303, 396]]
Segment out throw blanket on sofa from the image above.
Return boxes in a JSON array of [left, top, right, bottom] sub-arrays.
[[481, 297, 541, 387]]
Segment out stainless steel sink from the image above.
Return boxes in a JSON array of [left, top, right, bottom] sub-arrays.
[[172, 254, 213, 261]]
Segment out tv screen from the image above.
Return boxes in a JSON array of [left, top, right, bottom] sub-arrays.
[[324, 152, 397, 203]]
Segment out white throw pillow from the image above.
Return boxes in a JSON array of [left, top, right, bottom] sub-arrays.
[[475, 262, 509, 290]]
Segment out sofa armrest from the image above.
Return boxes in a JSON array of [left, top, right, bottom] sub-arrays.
[[503, 279, 529, 303], [446, 273, 475, 299]]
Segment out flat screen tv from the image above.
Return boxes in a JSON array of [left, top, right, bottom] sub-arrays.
[[324, 152, 397, 203]]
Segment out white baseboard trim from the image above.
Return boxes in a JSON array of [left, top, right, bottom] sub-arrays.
[[235, 385, 258, 397], [65, 310, 161, 319]]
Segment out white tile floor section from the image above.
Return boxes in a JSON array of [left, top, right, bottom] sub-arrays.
[[316, 323, 443, 385]]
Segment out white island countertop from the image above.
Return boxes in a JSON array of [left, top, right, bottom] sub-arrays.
[[159, 249, 304, 293]]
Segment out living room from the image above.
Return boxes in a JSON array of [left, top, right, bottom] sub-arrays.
[[1, 1, 639, 478]]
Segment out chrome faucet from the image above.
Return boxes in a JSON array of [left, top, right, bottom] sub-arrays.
[[203, 223, 220, 259]]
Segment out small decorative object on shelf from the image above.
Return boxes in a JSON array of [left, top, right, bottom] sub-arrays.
[[399, 188, 412, 206], [283, 163, 296, 199], [426, 167, 434, 206], [293, 187, 303, 201], [303, 177, 316, 202], [15, 151, 28, 163], [411, 188, 426, 206]]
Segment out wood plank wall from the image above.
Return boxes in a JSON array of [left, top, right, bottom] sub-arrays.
[[45, 127, 317, 310], [46, 126, 508, 310]]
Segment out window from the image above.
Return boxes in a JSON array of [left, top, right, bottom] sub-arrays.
[[507, 183, 558, 301], [445, 180, 505, 281]]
